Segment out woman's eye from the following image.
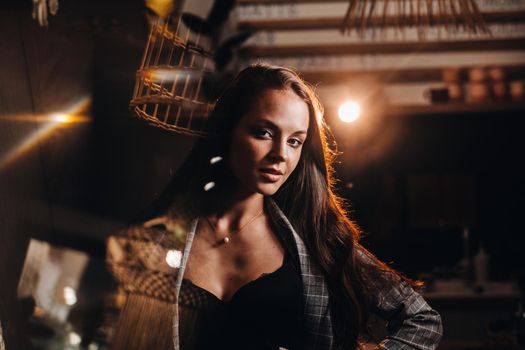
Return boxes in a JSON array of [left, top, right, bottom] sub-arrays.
[[253, 129, 272, 139], [288, 138, 303, 148]]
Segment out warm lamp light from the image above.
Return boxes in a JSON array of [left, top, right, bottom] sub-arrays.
[[338, 101, 361, 123]]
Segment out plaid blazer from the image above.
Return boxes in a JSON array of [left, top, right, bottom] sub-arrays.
[[108, 196, 442, 350], [172, 197, 441, 350]]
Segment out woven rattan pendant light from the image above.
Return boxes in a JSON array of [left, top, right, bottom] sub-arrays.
[[341, 0, 490, 37], [130, 16, 215, 137]]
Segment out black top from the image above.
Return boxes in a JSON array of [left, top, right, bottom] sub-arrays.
[[178, 253, 304, 350]]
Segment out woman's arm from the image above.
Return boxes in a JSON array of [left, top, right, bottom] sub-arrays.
[[357, 247, 443, 350], [371, 279, 442, 350]]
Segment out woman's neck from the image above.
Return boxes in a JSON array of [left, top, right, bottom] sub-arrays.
[[209, 189, 265, 233]]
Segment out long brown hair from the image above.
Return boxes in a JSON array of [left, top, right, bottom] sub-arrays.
[[149, 63, 420, 349]]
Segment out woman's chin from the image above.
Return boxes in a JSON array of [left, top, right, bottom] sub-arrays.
[[231, 178, 284, 198], [255, 182, 283, 196]]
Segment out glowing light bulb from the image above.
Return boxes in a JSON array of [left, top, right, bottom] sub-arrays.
[[338, 101, 361, 123]]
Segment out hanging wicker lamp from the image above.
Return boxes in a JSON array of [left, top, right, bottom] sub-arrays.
[[341, 0, 490, 37], [130, 16, 215, 137]]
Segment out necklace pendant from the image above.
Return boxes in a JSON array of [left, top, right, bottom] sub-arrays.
[[206, 209, 264, 246]]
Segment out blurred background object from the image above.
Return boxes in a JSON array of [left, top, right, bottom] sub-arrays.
[[0, 320, 5, 350], [128, 15, 216, 137], [340, 0, 490, 38], [16, 239, 118, 349]]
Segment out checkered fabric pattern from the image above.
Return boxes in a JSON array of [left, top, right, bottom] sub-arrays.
[[179, 279, 221, 309], [356, 248, 443, 350], [376, 282, 443, 350], [108, 263, 178, 303], [106, 220, 190, 303]]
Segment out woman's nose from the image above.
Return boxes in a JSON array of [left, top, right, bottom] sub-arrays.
[[268, 139, 288, 162]]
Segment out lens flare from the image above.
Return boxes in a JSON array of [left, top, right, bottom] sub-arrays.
[[52, 114, 70, 123], [0, 97, 91, 171]]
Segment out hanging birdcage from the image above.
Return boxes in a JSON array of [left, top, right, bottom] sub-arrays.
[[130, 16, 215, 137]]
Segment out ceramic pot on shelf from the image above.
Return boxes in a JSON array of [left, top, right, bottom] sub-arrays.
[[443, 67, 464, 103], [468, 67, 490, 103], [488, 66, 508, 102], [510, 81, 525, 102]]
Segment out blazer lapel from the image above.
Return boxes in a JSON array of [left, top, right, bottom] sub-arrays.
[[173, 218, 198, 350], [265, 197, 334, 349]]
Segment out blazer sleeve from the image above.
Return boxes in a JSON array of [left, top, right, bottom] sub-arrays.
[[356, 246, 443, 350]]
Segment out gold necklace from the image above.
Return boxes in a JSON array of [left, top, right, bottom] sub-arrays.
[[205, 209, 264, 244]]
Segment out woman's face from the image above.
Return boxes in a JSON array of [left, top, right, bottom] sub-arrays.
[[229, 88, 310, 196]]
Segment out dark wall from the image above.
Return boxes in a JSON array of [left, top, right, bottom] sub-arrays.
[[331, 109, 525, 281], [0, 7, 94, 347]]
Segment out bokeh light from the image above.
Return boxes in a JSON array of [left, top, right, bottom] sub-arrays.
[[63, 286, 78, 306], [165, 250, 182, 268]]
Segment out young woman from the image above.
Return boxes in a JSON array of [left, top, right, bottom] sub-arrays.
[[108, 63, 442, 350]]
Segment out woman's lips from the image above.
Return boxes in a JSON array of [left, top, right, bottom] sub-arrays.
[[259, 169, 282, 182]]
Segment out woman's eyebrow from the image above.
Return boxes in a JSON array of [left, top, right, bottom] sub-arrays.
[[255, 119, 307, 135], [254, 119, 278, 130]]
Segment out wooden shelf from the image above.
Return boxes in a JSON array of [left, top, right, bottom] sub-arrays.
[[322, 102, 525, 121], [240, 38, 525, 57], [385, 102, 525, 117], [300, 65, 525, 84], [239, 11, 525, 31]]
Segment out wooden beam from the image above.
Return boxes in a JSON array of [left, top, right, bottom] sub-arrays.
[[303, 68, 442, 84], [239, 11, 525, 31], [239, 38, 525, 57], [323, 102, 525, 119], [385, 102, 525, 117], [300, 65, 525, 84]]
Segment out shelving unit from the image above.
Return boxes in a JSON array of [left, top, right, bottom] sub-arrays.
[[385, 101, 525, 117], [238, 11, 525, 31], [240, 38, 525, 57], [300, 65, 525, 84], [234, 0, 525, 110]]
